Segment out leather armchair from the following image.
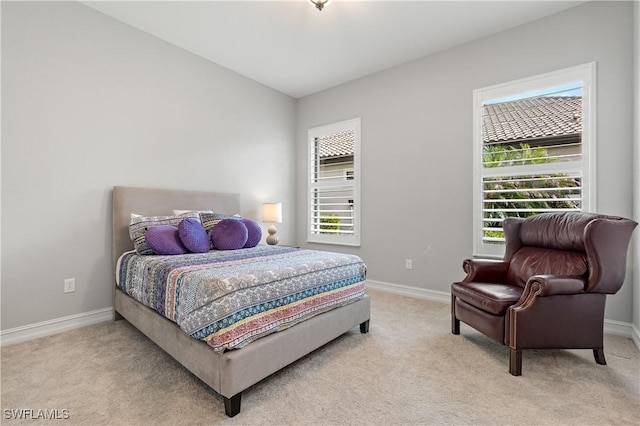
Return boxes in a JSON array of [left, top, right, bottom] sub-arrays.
[[451, 212, 637, 375]]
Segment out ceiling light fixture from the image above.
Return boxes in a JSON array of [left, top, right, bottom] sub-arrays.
[[309, 0, 330, 12]]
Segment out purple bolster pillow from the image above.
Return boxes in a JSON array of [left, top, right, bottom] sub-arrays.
[[210, 218, 248, 250], [241, 218, 262, 248], [146, 225, 188, 255], [178, 218, 209, 253]]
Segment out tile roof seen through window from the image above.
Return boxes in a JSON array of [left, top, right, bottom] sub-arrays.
[[483, 96, 581, 144], [316, 130, 354, 158]]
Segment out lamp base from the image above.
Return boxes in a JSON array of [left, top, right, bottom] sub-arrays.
[[266, 224, 279, 245]]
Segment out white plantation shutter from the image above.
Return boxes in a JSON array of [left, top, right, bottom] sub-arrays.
[[308, 118, 361, 246], [473, 63, 595, 258], [481, 143, 583, 243]]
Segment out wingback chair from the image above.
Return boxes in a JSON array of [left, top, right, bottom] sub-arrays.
[[451, 212, 637, 375]]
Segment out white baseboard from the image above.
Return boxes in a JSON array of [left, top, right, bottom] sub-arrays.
[[602, 318, 634, 338], [366, 279, 450, 304], [366, 279, 639, 351], [631, 323, 640, 350], [0, 307, 114, 347]]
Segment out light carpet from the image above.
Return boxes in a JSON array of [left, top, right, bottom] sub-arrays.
[[1, 289, 639, 425]]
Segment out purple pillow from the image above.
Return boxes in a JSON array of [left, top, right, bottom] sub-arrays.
[[210, 219, 248, 250], [178, 218, 209, 253], [241, 218, 262, 248], [146, 225, 188, 255]]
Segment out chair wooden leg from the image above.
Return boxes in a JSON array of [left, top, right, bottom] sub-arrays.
[[509, 348, 522, 376], [360, 320, 370, 333], [451, 295, 460, 335], [593, 349, 607, 365]]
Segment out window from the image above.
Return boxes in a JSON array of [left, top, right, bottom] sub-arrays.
[[308, 118, 361, 246], [473, 63, 596, 258]]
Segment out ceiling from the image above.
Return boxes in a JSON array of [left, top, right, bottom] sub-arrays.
[[81, 0, 585, 99]]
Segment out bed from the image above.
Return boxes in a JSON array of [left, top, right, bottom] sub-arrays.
[[112, 186, 371, 417]]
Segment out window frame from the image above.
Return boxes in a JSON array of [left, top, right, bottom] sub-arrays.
[[307, 117, 361, 246], [472, 63, 596, 258]]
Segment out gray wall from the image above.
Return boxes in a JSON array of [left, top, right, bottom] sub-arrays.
[[296, 1, 636, 323], [1, 2, 296, 329]]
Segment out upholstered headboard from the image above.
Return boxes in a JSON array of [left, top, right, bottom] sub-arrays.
[[111, 186, 241, 274]]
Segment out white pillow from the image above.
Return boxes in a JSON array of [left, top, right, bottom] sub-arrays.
[[172, 209, 213, 216]]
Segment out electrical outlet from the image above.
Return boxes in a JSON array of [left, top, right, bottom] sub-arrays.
[[405, 259, 413, 270], [64, 278, 76, 293]]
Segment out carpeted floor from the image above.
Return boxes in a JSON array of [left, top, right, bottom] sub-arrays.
[[1, 289, 639, 425]]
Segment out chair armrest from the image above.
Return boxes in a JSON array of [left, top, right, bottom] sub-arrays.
[[461, 259, 509, 283], [512, 275, 585, 312], [525, 275, 585, 296]]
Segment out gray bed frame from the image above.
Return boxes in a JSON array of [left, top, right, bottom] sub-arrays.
[[112, 186, 371, 417]]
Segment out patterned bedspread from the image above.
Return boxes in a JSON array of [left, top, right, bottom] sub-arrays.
[[117, 245, 366, 351]]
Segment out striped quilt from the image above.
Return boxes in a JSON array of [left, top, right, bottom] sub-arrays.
[[117, 245, 366, 351]]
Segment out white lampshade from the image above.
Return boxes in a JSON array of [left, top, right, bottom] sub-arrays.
[[262, 202, 282, 223]]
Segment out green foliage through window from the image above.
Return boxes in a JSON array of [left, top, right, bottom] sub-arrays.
[[319, 214, 341, 234], [482, 143, 581, 242]]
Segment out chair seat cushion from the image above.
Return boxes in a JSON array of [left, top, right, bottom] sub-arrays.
[[451, 282, 523, 315]]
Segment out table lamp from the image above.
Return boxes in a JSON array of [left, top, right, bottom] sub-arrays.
[[262, 202, 282, 245]]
